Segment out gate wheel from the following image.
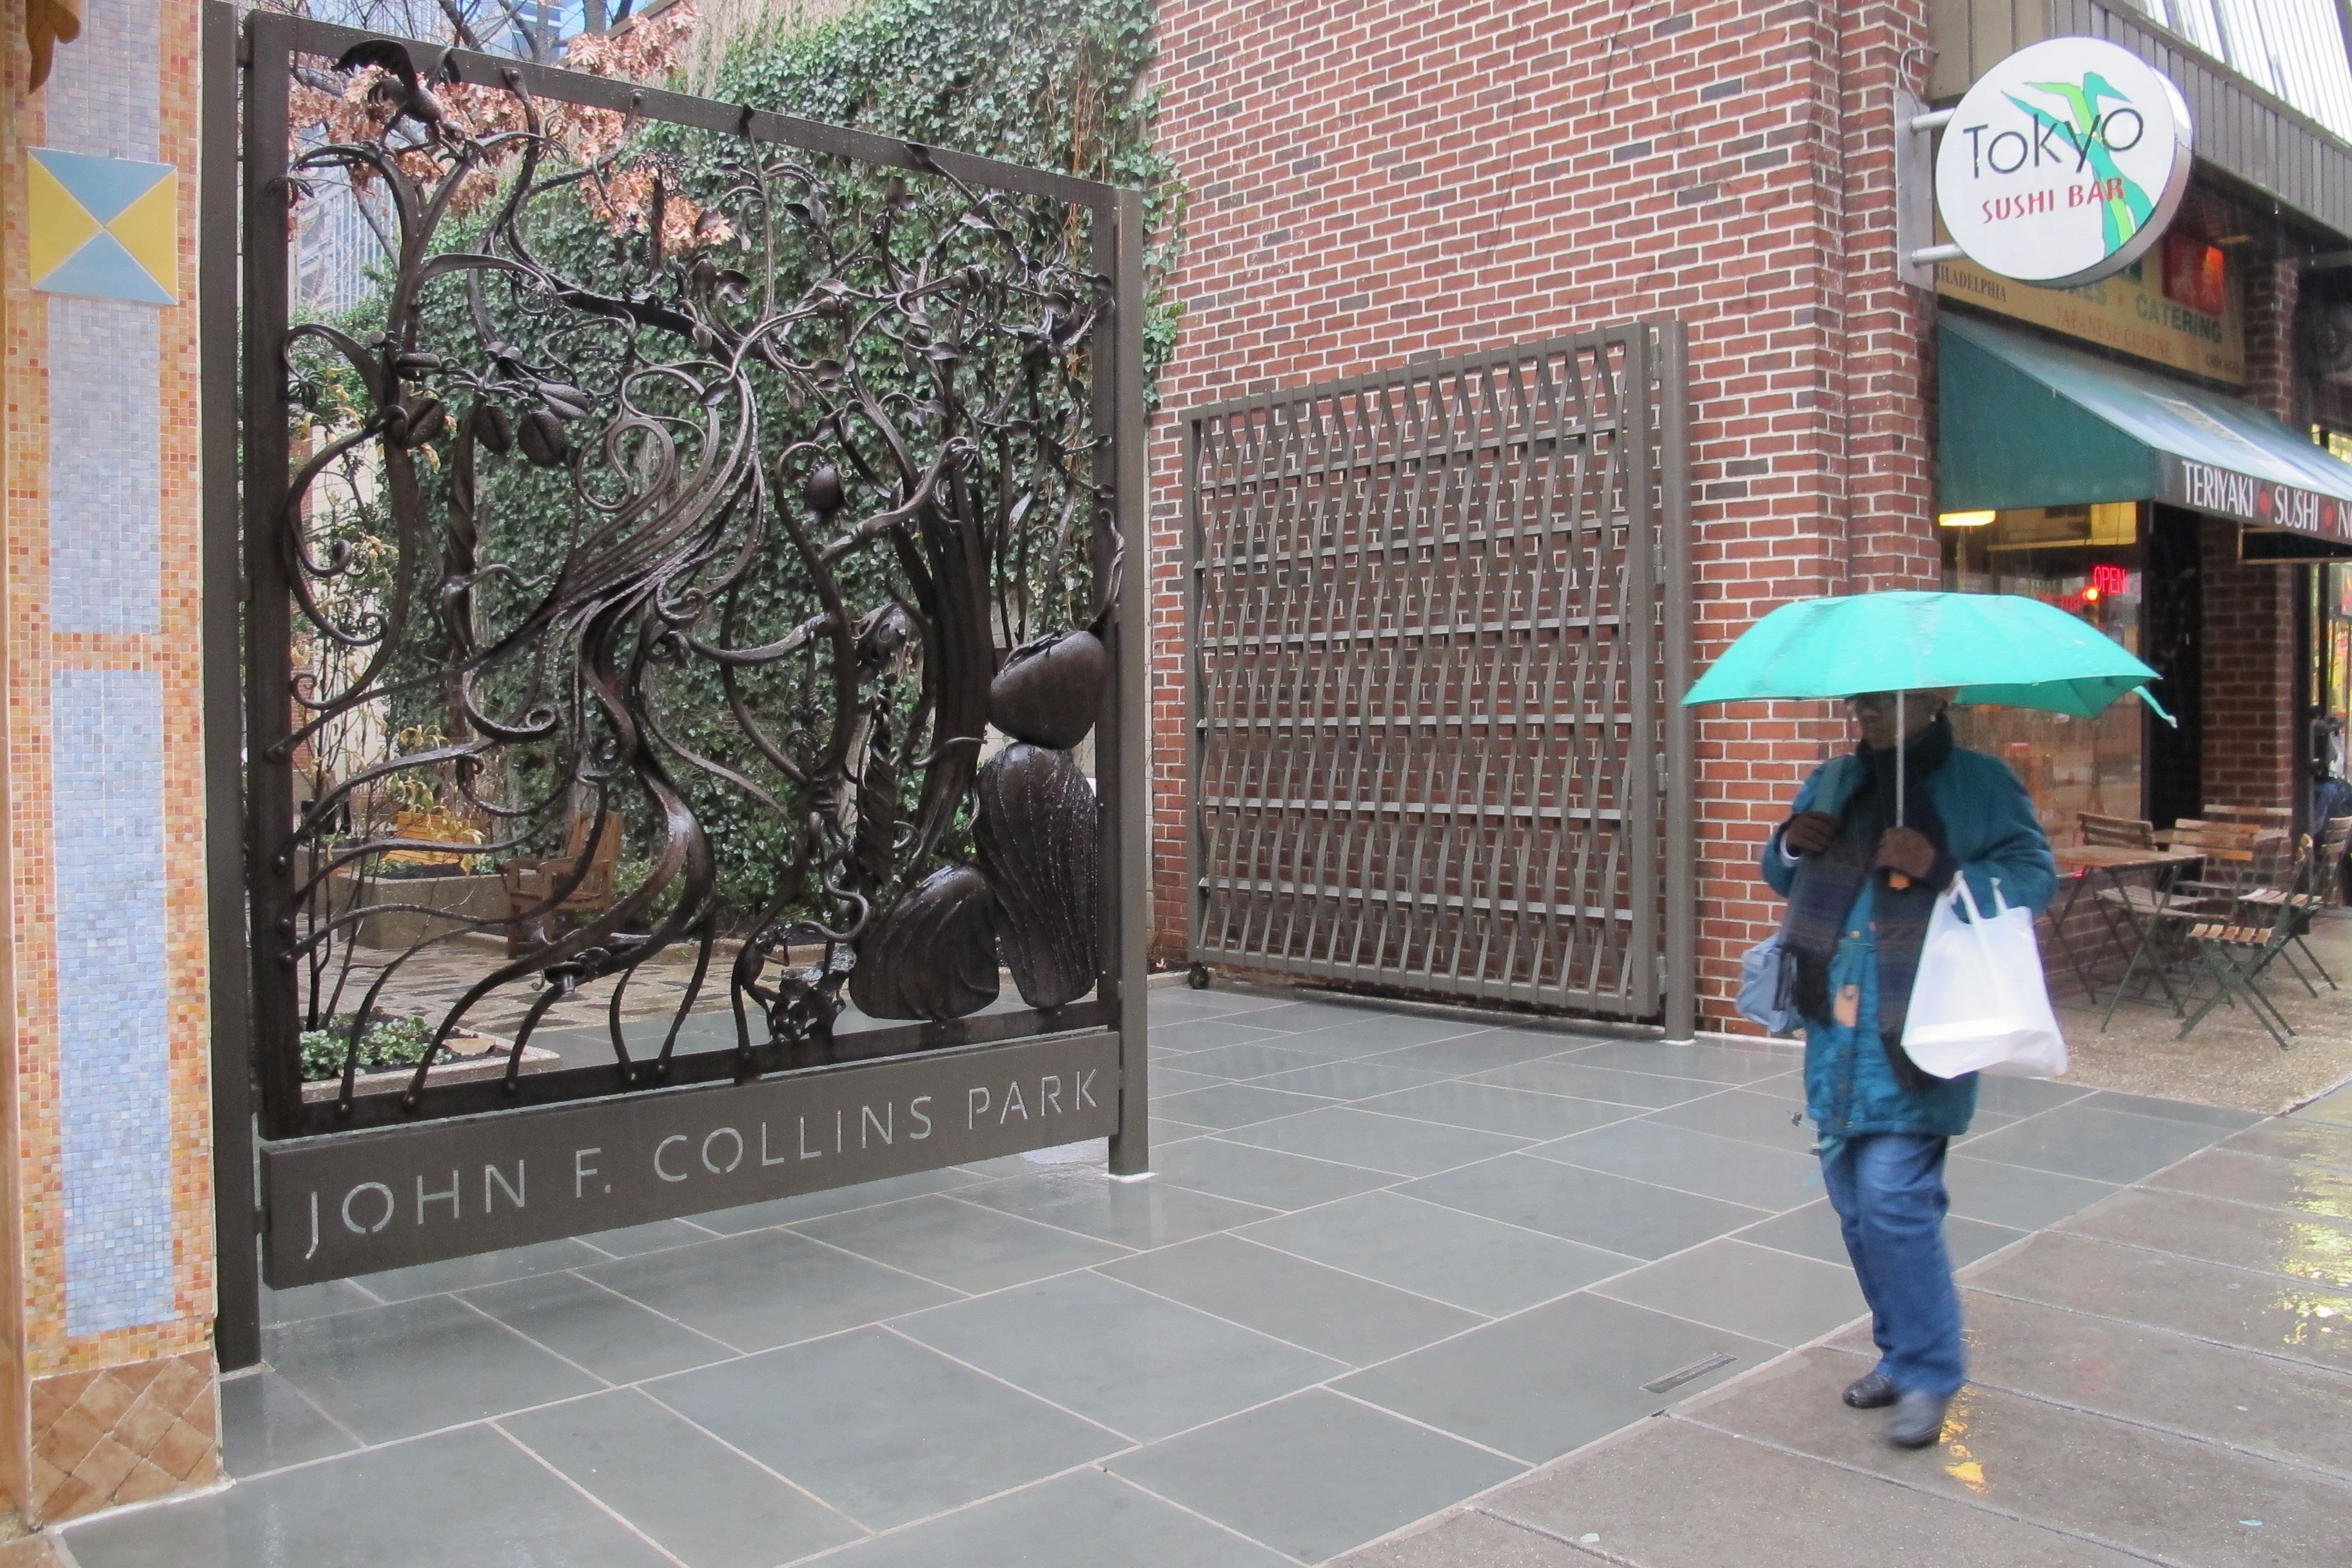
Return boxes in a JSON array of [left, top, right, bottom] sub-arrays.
[[1187, 963, 1212, 990]]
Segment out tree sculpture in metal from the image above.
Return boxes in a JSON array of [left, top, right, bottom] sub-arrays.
[[277, 34, 1112, 1113]]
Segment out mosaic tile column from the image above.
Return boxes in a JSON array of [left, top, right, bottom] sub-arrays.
[[3, 0, 220, 1525]]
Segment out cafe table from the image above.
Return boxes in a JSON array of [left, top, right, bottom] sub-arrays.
[[2046, 844, 2202, 1027]]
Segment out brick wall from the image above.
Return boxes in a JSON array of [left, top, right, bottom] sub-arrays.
[[2241, 254, 2302, 422], [2199, 517, 2300, 811], [1148, 0, 1937, 1029], [2204, 230, 2306, 819]]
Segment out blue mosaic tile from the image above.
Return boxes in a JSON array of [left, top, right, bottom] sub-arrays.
[[48, 295, 161, 634], [41, 0, 159, 162], [55, 669, 173, 1335]]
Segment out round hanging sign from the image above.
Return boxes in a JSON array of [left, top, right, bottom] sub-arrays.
[[1934, 36, 2193, 289]]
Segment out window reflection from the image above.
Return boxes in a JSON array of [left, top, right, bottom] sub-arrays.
[[1942, 504, 2145, 841]]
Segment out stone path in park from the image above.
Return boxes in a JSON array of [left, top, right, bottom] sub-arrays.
[[54, 987, 2351, 1567]]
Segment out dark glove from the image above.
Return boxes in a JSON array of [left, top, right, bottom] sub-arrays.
[[1875, 826, 1938, 881], [1781, 811, 1840, 856]]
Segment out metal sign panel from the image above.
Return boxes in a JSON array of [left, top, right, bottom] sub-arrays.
[[262, 1030, 1121, 1286], [1183, 325, 1693, 1022]]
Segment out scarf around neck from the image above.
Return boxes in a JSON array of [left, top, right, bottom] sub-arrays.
[[1781, 712, 1955, 1090]]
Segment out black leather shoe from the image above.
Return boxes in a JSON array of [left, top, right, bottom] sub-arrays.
[[1842, 1370, 1898, 1409], [1884, 1390, 1950, 1449]]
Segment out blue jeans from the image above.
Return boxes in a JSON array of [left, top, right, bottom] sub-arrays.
[[1819, 1133, 1965, 1398]]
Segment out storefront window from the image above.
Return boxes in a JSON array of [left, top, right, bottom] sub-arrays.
[[1941, 504, 2146, 841], [2322, 564, 2352, 741]]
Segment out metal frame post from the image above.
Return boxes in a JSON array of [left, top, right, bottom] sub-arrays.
[[1658, 318, 1697, 1042], [1623, 328, 1658, 1011], [240, 10, 301, 1139], [202, 0, 261, 1369], [1102, 190, 1152, 1176]]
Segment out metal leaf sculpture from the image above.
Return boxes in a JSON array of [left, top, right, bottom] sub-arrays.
[[266, 37, 1117, 1121], [848, 865, 999, 1021], [974, 743, 1101, 1009]]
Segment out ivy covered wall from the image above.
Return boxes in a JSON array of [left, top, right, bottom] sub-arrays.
[[702, 0, 1184, 384]]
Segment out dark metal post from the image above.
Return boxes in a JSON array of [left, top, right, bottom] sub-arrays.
[[241, 12, 300, 1137], [1102, 190, 1152, 1177], [1657, 319, 1697, 1043], [1182, 415, 1204, 970], [203, 0, 262, 1369], [1623, 329, 1658, 1010]]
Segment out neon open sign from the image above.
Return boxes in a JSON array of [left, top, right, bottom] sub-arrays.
[[2048, 564, 2128, 616]]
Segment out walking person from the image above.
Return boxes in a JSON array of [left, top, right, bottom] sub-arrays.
[[2311, 714, 2350, 832], [1761, 689, 2055, 1448]]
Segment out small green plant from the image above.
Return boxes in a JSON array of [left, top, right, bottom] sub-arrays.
[[299, 1014, 443, 1081]]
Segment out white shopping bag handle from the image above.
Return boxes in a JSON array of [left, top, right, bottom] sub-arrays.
[[1949, 877, 2019, 1006]]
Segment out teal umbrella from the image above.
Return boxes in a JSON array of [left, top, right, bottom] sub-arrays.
[[1681, 591, 2165, 720], [1682, 591, 2168, 863]]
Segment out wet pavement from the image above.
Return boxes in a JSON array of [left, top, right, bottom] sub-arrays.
[[1346, 1079, 2352, 1568], [51, 986, 2347, 1567]]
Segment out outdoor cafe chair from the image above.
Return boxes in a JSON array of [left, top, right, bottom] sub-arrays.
[[2235, 821, 2346, 995], [2066, 813, 2193, 1020], [2175, 834, 2321, 1052], [2202, 803, 2295, 831], [2077, 812, 2166, 923], [2152, 818, 2270, 910], [2077, 812, 2156, 850]]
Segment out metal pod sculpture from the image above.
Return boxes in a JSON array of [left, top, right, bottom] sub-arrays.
[[849, 866, 999, 1022], [988, 628, 1108, 750], [974, 743, 1099, 1008]]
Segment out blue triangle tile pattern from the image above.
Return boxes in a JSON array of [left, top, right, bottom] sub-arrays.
[[39, 231, 175, 307], [31, 147, 171, 224]]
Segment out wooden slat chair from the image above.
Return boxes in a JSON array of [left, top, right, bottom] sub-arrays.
[[2175, 835, 2318, 1052], [2235, 818, 2350, 994], [2202, 804, 2295, 830], [502, 810, 624, 955], [2077, 812, 2155, 849], [2152, 819, 2269, 910], [2075, 813, 2173, 1008]]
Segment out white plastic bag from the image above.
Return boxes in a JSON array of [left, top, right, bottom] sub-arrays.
[[1899, 878, 2068, 1079]]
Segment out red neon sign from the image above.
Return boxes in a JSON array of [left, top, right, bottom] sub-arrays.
[[2048, 566, 2128, 616]]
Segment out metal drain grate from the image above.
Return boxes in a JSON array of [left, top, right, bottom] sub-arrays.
[[1640, 1351, 1737, 1394]]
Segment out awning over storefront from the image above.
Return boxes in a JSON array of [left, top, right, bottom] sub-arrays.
[[1939, 314, 2352, 554]]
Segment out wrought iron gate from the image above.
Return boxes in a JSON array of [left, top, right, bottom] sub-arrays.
[[1185, 325, 1693, 1023], [204, 5, 1149, 1357]]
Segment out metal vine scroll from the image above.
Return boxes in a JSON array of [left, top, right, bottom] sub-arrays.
[[243, 17, 1144, 1139]]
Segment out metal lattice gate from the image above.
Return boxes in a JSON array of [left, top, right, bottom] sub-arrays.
[[1185, 323, 1692, 1024]]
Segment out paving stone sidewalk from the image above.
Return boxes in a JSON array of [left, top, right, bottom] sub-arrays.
[[1346, 1080, 2352, 1568], [50, 987, 2344, 1567]]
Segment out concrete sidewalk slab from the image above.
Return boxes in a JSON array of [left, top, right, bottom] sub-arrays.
[[1331, 1084, 2352, 1568], [1486, 1420, 2151, 1568], [56, 990, 2297, 1567], [1683, 1348, 2350, 1567]]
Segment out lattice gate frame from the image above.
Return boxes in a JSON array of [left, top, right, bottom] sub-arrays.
[[1184, 322, 1694, 1030]]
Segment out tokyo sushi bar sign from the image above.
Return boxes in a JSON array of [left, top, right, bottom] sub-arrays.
[[1936, 37, 2193, 289]]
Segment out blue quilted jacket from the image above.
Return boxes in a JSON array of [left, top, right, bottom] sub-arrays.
[[1758, 747, 2056, 1137]]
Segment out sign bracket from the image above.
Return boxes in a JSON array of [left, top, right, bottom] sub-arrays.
[[1896, 93, 1959, 287]]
